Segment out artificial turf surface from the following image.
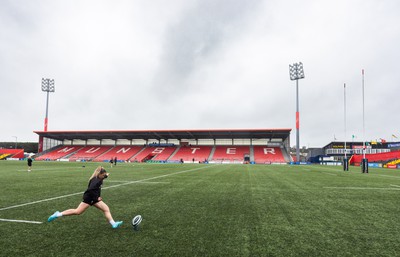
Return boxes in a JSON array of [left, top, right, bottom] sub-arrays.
[[0, 161, 399, 256]]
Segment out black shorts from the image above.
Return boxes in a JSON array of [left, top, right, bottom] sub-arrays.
[[82, 193, 101, 206]]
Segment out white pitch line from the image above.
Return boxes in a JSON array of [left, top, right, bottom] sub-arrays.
[[17, 167, 83, 172], [390, 184, 400, 188], [324, 186, 400, 190], [304, 167, 342, 176], [372, 174, 400, 179], [101, 165, 211, 190], [107, 181, 170, 184], [320, 172, 337, 176], [0, 218, 42, 224], [0, 165, 212, 212], [0, 192, 84, 211]]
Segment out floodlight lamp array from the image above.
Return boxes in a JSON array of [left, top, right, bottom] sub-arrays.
[[41, 78, 55, 92], [289, 62, 305, 81]]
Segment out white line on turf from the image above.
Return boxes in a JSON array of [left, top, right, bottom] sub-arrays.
[[0, 192, 84, 211], [101, 166, 211, 190], [320, 172, 337, 176], [0, 165, 211, 212], [371, 174, 400, 179], [107, 181, 170, 184], [17, 167, 84, 172], [390, 184, 400, 188], [324, 186, 400, 190], [0, 218, 42, 224]]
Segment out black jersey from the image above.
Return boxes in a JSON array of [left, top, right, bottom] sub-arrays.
[[27, 158, 32, 166], [82, 177, 104, 205]]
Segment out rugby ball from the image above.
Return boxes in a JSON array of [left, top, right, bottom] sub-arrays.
[[132, 215, 142, 231]]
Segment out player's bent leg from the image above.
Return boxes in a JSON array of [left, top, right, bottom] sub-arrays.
[[94, 201, 123, 228], [94, 201, 112, 221]]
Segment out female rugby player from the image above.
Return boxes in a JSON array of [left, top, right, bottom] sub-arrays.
[[47, 166, 123, 228]]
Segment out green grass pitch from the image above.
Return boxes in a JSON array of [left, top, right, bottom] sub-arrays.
[[1, 161, 400, 256]]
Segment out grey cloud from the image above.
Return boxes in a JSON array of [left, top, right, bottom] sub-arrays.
[[152, 0, 263, 96]]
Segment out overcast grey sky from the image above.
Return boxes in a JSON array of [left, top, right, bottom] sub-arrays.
[[1, 0, 399, 147]]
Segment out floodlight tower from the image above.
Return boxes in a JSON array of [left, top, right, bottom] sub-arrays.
[[41, 78, 55, 131], [343, 83, 349, 171], [40, 78, 55, 152], [289, 62, 305, 164], [361, 70, 368, 173]]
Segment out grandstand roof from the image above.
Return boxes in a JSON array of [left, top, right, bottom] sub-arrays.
[[34, 129, 291, 141]]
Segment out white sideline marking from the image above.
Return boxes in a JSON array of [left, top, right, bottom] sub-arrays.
[[101, 166, 210, 190], [0, 192, 84, 211], [107, 180, 170, 184], [320, 172, 337, 176], [17, 167, 82, 172], [390, 184, 400, 188], [0, 166, 211, 212], [372, 174, 400, 179], [324, 186, 400, 190], [0, 218, 42, 224], [304, 167, 340, 176]]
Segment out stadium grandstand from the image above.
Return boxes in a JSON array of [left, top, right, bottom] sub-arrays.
[[308, 141, 400, 168], [34, 129, 292, 164]]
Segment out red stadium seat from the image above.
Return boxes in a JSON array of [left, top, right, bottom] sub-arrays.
[[253, 146, 286, 164], [36, 146, 83, 161], [129, 146, 177, 162], [67, 146, 113, 161], [211, 146, 250, 163], [170, 146, 213, 162], [94, 146, 144, 162]]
